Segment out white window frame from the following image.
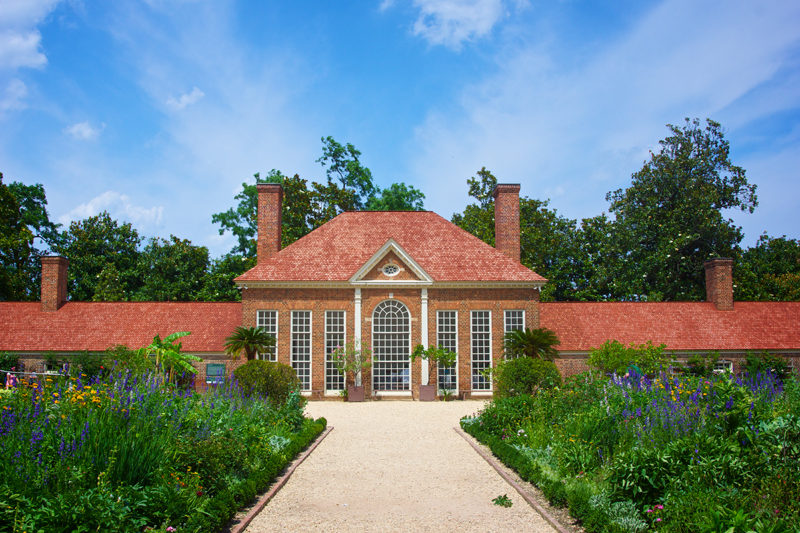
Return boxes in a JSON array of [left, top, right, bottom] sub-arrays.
[[256, 310, 278, 362], [372, 299, 411, 393], [291, 310, 312, 391], [503, 310, 525, 360], [205, 363, 226, 385], [471, 310, 492, 391], [713, 359, 733, 374], [325, 310, 346, 394], [437, 310, 458, 394]]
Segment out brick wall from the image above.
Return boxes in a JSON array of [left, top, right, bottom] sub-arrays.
[[704, 258, 734, 311], [41, 256, 69, 312], [257, 184, 283, 264], [492, 184, 521, 263]]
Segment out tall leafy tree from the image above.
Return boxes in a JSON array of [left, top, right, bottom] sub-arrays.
[[366, 183, 426, 211], [0, 173, 35, 301], [316, 136, 377, 209], [196, 254, 256, 302], [604, 118, 757, 301], [451, 167, 583, 301], [736, 234, 800, 301], [132, 236, 209, 301], [53, 211, 143, 301]]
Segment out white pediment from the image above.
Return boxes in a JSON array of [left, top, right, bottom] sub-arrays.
[[349, 239, 433, 285]]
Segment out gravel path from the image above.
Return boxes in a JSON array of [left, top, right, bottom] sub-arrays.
[[245, 400, 558, 533]]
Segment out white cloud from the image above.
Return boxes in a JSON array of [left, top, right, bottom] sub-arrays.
[[165, 86, 204, 111], [0, 0, 64, 70], [63, 121, 105, 140], [0, 78, 28, 111], [401, 0, 518, 49], [59, 191, 165, 231], [408, 0, 800, 225]]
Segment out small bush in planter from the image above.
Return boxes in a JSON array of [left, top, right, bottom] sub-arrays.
[[233, 360, 300, 405], [494, 357, 562, 399]]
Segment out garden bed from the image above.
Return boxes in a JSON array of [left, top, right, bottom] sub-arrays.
[[461, 371, 800, 533], [0, 370, 326, 533]]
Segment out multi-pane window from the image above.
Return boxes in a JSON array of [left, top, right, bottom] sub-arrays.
[[291, 311, 311, 391], [713, 360, 733, 374], [437, 311, 458, 392], [325, 311, 345, 391], [373, 300, 410, 391], [504, 310, 525, 360], [206, 363, 226, 385], [256, 310, 278, 361], [471, 311, 491, 390]]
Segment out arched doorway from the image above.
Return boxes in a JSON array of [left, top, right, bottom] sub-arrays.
[[372, 299, 410, 391]]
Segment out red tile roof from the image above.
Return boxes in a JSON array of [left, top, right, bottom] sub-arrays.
[[236, 211, 546, 283], [0, 302, 241, 353], [541, 301, 800, 352]]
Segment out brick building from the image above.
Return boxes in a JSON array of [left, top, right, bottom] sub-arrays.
[[1, 183, 798, 397]]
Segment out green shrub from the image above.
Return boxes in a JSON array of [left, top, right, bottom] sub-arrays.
[[587, 339, 669, 375], [0, 351, 19, 372], [494, 357, 562, 399], [685, 351, 720, 377], [743, 351, 791, 380], [233, 360, 301, 405]]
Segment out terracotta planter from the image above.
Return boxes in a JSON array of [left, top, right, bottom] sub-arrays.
[[418, 384, 437, 402], [347, 385, 365, 402]]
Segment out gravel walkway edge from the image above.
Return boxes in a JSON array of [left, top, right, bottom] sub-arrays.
[[454, 426, 573, 533], [229, 426, 334, 533]]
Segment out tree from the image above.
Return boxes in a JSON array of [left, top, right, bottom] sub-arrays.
[[316, 136, 376, 209], [736, 234, 800, 301], [53, 211, 143, 301], [503, 328, 561, 361], [196, 254, 256, 302], [451, 167, 582, 301], [132, 235, 209, 301], [136, 332, 201, 383], [0, 173, 34, 301], [366, 183, 426, 211], [604, 118, 757, 301], [223, 326, 276, 361]]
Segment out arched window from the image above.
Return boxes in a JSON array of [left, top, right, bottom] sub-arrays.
[[372, 300, 410, 391]]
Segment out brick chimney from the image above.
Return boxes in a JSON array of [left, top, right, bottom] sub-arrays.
[[41, 256, 69, 311], [492, 183, 521, 263], [257, 183, 283, 264], [704, 257, 734, 311]]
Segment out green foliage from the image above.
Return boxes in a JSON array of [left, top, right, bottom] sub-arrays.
[[105, 344, 154, 374], [224, 325, 276, 361], [366, 182, 426, 211], [132, 235, 209, 301], [737, 234, 800, 301], [53, 211, 143, 301], [316, 136, 376, 209], [492, 494, 513, 507], [410, 343, 457, 387], [685, 351, 720, 377], [743, 351, 791, 380], [232, 359, 301, 405], [71, 350, 110, 378], [603, 118, 757, 302], [503, 327, 561, 361], [195, 253, 255, 302], [136, 332, 201, 383], [494, 357, 562, 399], [329, 339, 372, 387], [0, 352, 19, 372], [0, 173, 35, 302], [587, 339, 669, 375]]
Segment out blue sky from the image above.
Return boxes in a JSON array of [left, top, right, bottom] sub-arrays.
[[1, 0, 798, 259]]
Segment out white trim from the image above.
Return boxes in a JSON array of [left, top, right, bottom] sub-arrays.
[[324, 310, 346, 392], [436, 309, 459, 394], [354, 288, 362, 344], [371, 299, 412, 392], [470, 391, 494, 397], [471, 310, 492, 391], [421, 288, 429, 386], [237, 280, 545, 289], [291, 310, 313, 391], [349, 239, 434, 285], [256, 310, 279, 361], [375, 391, 413, 397], [504, 309, 525, 333]]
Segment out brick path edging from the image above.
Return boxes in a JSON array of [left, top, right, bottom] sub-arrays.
[[453, 426, 572, 533], [230, 426, 334, 533]]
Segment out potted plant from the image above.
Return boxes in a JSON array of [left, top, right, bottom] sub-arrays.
[[410, 344, 457, 401], [330, 340, 372, 402]]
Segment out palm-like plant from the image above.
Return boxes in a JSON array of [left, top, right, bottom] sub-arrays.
[[224, 326, 276, 361], [136, 331, 202, 384], [503, 327, 561, 361]]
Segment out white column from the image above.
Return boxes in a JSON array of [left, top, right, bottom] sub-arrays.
[[354, 288, 362, 386], [420, 288, 429, 386]]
